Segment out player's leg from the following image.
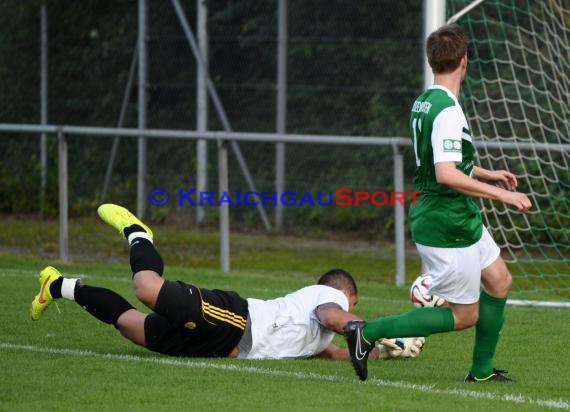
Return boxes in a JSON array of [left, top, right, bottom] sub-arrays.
[[467, 228, 512, 381], [344, 300, 456, 380], [359, 306, 456, 342], [97, 205, 214, 323], [359, 242, 485, 343], [132, 271, 164, 309], [116, 309, 148, 347], [447, 301, 479, 330], [344, 242, 481, 380], [97, 204, 165, 309], [30, 266, 147, 348], [481, 255, 512, 298], [95, 204, 247, 357]]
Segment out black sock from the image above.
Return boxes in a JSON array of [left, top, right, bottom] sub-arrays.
[[130, 238, 164, 276], [124, 224, 147, 239], [75, 284, 135, 327], [49, 277, 63, 299]]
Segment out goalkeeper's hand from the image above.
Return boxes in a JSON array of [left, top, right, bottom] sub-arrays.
[[376, 337, 425, 359]]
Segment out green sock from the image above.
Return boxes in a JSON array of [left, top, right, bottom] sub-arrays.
[[470, 290, 507, 378], [362, 306, 455, 342]]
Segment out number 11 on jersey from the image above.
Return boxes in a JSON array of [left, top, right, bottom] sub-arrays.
[[411, 117, 422, 166]]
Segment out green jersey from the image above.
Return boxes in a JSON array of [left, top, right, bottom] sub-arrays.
[[408, 85, 482, 248]]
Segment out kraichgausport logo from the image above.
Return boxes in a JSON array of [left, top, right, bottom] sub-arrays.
[[147, 188, 421, 207]]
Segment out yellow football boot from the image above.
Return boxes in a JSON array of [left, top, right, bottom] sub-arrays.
[[30, 266, 62, 321], [97, 204, 153, 239]]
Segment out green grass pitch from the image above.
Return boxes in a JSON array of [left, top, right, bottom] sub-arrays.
[[1, 251, 569, 412]]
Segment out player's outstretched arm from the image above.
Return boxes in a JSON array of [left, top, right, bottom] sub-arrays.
[[473, 166, 518, 191], [314, 302, 361, 334], [435, 162, 532, 213], [317, 338, 425, 360], [317, 342, 382, 360]]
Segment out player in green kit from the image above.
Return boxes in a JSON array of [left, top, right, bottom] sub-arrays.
[[344, 23, 532, 382]]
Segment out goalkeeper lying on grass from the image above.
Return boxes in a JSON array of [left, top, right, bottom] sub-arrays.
[[30, 203, 424, 361]]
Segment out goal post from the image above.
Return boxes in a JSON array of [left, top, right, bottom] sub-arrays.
[[447, 0, 570, 306]]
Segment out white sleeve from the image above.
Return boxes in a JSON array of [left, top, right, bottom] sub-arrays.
[[308, 286, 349, 327], [431, 105, 464, 164], [314, 286, 349, 312]]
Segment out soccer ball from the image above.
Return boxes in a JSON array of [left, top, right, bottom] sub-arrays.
[[410, 273, 447, 308]]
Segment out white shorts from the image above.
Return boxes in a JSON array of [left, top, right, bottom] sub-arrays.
[[415, 226, 500, 304]]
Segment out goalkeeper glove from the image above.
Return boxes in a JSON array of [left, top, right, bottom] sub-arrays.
[[376, 337, 425, 359]]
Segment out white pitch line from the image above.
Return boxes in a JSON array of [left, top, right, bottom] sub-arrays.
[[1, 342, 568, 410]]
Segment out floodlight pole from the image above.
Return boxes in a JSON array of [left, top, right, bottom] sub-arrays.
[[393, 144, 406, 286], [137, 0, 148, 218], [196, 0, 208, 224], [423, 0, 447, 90], [58, 129, 69, 261], [419, 0, 447, 277], [275, 0, 288, 231], [40, 2, 48, 218], [218, 141, 230, 272]]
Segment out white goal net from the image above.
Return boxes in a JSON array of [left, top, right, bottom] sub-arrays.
[[448, 0, 570, 305]]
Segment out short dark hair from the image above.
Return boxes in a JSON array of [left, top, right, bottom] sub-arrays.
[[426, 23, 468, 74], [318, 268, 358, 295]]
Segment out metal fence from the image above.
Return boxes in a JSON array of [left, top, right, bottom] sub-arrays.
[[0, 123, 412, 284], [2, 123, 566, 286], [0, 0, 428, 285], [2, 1, 568, 289]]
